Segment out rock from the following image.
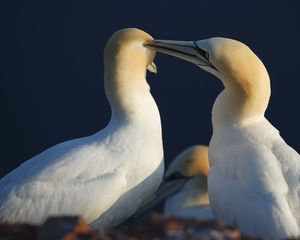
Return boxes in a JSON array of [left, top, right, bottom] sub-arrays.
[[0, 213, 260, 240], [97, 212, 259, 239], [0, 223, 37, 240], [37, 216, 91, 240]]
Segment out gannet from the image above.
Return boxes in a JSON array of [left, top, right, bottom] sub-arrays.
[[136, 145, 214, 220], [0, 28, 164, 228], [164, 145, 213, 219], [148, 38, 300, 239]]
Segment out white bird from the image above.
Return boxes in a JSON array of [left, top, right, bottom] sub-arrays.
[[136, 145, 214, 220], [0, 28, 164, 228], [148, 38, 300, 239]]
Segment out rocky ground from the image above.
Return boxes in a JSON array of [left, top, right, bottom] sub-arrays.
[[0, 212, 258, 240]]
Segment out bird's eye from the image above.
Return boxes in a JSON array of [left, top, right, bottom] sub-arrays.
[[204, 51, 209, 61]]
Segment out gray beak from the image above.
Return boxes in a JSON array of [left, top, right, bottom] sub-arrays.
[[147, 40, 216, 70]]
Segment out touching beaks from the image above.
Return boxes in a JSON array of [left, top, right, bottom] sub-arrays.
[[147, 40, 217, 71]]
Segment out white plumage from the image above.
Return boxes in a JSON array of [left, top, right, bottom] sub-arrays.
[[149, 37, 300, 239], [0, 28, 164, 228]]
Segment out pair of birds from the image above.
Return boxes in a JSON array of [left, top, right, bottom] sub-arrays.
[[0, 28, 299, 239]]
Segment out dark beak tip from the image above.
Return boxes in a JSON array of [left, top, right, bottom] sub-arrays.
[[144, 39, 167, 48]]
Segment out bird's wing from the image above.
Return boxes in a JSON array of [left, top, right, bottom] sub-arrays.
[[0, 134, 129, 224], [208, 143, 299, 239], [271, 138, 300, 224], [0, 135, 121, 185], [0, 169, 127, 224]]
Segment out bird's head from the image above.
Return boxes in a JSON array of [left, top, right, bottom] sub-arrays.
[[165, 145, 209, 180], [104, 28, 157, 77], [148, 37, 271, 124], [148, 37, 269, 94]]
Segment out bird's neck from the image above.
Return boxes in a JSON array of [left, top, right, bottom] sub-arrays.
[[104, 67, 160, 126], [212, 78, 270, 131]]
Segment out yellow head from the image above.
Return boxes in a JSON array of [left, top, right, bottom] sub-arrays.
[[165, 145, 210, 178], [148, 37, 271, 125], [104, 28, 156, 78]]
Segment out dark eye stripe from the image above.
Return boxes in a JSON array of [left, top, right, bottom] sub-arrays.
[[164, 172, 195, 182], [165, 172, 186, 181]]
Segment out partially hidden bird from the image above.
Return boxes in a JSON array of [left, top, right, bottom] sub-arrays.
[[135, 145, 214, 220], [0, 28, 164, 229], [148, 37, 300, 239]]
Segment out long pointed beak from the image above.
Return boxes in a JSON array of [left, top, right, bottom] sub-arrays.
[[134, 177, 189, 218], [147, 40, 214, 70]]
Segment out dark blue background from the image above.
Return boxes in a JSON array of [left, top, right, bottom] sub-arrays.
[[0, 1, 299, 177]]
